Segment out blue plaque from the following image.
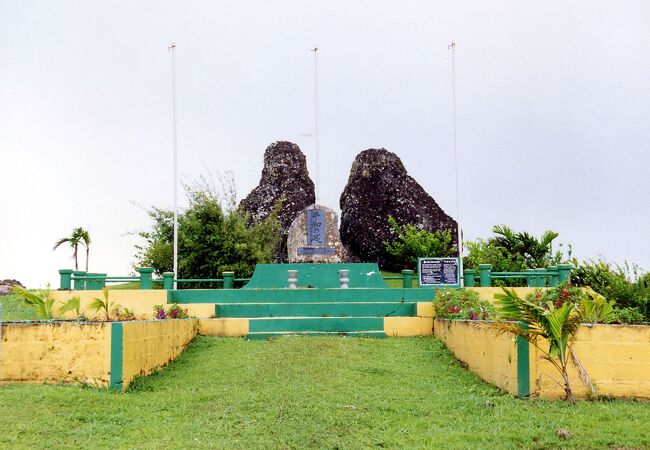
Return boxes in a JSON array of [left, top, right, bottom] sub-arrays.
[[307, 209, 325, 246]]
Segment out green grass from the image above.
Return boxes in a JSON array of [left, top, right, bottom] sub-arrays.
[[0, 337, 648, 449], [0, 294, 38, 321]]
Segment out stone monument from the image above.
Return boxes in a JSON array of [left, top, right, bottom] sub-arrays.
[[286, 205, 347, 263]]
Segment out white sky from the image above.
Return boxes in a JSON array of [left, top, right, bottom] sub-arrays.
[[1, 1, 649, 288]]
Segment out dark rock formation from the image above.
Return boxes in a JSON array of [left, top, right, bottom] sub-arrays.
[[339, 148, 458, 268], [0, 279, 25, 296], [240, 141, 315, 260]]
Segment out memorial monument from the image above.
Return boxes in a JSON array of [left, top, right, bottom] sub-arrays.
[[286, 205, 347, 263]]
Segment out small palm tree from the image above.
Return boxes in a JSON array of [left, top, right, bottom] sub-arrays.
[[12, 286, 56, 320], [491, 287, 594, 402], [53, 227, 91, 271], [492, 225, 559, 268]]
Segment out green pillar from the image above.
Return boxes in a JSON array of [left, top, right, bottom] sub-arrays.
[[557, 264, 572, 284], [463, 269, 475, 287], [401, 270, 414, 289], [478, 264, 492, 287], [547, 266, 559, 286], [138, 267, 154, 290], [59, 269, 73, 290], [73, 271, 86, 290], [535, 269, 547, 287], [163, 272, 174, 290], [223, 271, 234, 289], [516, 323, 530, 398]]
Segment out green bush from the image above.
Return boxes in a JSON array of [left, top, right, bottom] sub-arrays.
[[571, 259, 649, 320], [611, 307, 645, 325], [383, 216, 456, 270], [134, 176, 281, 284], [463, 225, 568, 287], [433, 289, 495, 320]]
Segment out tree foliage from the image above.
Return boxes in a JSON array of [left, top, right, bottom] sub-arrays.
[[134, 177, 281, 284], [383, 216, 457, 270], [53, 227, 91, 271]]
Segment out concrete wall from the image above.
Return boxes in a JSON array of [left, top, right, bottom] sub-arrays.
[[1, 319, 199, 390], [434, 319, 650, 399], [121, 319, 198, 388], [434, 319, 519, 395], [0, 322, 111, 387]]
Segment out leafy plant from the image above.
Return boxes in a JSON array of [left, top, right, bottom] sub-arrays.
[[153, 304, 189, 319], [611, 307, 645, 325], [111, 305, 137, 321], [384, 216, 457, 270], [491, 287, 592, 402], [59, 296, 84, 320], [134, 175, 281, 284], [11, 286, 56, 320], [88, 288, 113, 321], [433, 289, 495, 320], [581, 291, 616, 325]]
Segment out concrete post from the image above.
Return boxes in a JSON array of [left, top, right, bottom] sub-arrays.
[[339, 270, 350, 289], [478, 264, 492, 287], [287, 270, 298, 289], [163, 272, 174, 290], [463, 269, 475, 287], [138, 267, 154, 290], [401, 269, 414, 289], [59, 269, 73, 290], [223, 271, 234, 289]]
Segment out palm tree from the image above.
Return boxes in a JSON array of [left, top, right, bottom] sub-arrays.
[[491, 287, 594, 402], [53, 227, 90, 271], [492, 225, 559, 268]]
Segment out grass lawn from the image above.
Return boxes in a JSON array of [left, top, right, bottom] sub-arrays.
[[0, 337, 648, 449], [0, 294, 38, 321]]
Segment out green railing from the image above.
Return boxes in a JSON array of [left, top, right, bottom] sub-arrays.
[[462, 264, 573, 287], [59, 268, 251, 291]]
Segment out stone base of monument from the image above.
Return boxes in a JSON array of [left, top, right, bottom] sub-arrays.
[[286, 204, 348, 263], [170, 262, 435, 338]]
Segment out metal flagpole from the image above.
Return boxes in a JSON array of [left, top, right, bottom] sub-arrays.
[[311, 46, 320, 205], [169, 43, 178, 289], [449, 41, 464, 286]]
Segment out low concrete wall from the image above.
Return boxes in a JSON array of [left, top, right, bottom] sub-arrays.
[[0, 322, 112, 386], [120, 319, 198, 389], [434, 319, 519, 395], [1, 319, 198, 390], [434, 319, 650, 399]]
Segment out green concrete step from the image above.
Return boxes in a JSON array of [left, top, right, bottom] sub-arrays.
[[216, 302, 416, 318], [247, 331, 386, 340], [171, 288, 435, 304], [248, 317, 385, 333]]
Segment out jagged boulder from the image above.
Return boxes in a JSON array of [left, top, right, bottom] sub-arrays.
[[240, 141, 315, 260], [0, 279, 25, 296], [339, 148, 458, 268]]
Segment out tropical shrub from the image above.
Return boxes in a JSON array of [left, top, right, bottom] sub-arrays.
[[153, 304, 189, 319], [571, 259, 649, 320], [135, 176, 281, 285], [11, 286, 56, 320], [383, 216, 457, 270], [492, 287, 593, 402], [58, 296, 87, 321], [464, 225, 569, 286], [433, 289, 495, 320], [611, 307, 645, 325], [88, 288, 113, 321]]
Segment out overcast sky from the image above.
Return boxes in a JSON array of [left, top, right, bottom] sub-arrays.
[[1, 1, 649, 288]]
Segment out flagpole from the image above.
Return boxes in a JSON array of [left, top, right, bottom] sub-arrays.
[[311, 46, 320, 205], [169, 43, 178, 289], [449, 41, 464, 286]]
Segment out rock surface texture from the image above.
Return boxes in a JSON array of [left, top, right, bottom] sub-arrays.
[[0, 279, 25, 296], [240, 141, 315, 260], [287, 205, 347, 263], [339, 149, 458, 268]]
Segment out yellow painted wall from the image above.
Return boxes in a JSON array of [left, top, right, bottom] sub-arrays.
[[529, 325, 650, 399], [198, 318, 249, 337], [180, 303, 216, 318], [0, 322, 111, 386], [121, 319, 198, 389], [434, 319, 519, 395], [51, 290, 168, 320], [384, 317, 433, 336], [416, 302, 434, 317]]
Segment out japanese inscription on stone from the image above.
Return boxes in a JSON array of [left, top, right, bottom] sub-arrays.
[[307, 209, 325, 246]]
